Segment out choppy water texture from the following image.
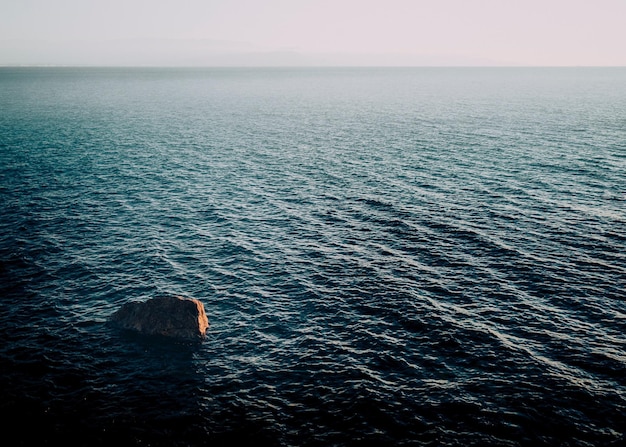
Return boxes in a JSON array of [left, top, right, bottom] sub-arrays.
[[1, 67, 625, 446]]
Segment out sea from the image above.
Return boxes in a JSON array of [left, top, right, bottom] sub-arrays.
[[1, 67, 625, 446]]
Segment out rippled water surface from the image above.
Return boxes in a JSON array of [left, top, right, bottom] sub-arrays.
[[1, 67, 625, 446]]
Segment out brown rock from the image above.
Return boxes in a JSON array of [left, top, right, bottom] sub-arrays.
[[110, 296, 209, 340]]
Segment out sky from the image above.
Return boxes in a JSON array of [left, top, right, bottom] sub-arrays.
[[1, 0, 625, 66]]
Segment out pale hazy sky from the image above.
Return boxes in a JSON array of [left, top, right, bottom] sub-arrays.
[[1, 0, 625, 66]]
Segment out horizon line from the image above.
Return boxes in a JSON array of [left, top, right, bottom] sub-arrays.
[[2, 64, 626, 68]]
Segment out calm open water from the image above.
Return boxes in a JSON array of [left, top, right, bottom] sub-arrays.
[[1, 67, 625, 446]]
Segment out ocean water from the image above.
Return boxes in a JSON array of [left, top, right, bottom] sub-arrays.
[[1, 67, 625, 446]]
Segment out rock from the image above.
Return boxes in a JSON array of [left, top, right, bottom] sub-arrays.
[[110, 296, 209, 340]]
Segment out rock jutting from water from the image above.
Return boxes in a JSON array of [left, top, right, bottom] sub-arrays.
[[110, 296, 209, 340]]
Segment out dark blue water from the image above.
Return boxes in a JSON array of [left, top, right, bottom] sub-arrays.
[[1, 67, 625, 446]]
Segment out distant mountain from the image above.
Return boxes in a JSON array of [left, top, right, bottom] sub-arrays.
[[0, 38, 507, 66]]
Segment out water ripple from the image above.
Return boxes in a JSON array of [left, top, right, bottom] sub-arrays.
[[1, 67, 626, 446]]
